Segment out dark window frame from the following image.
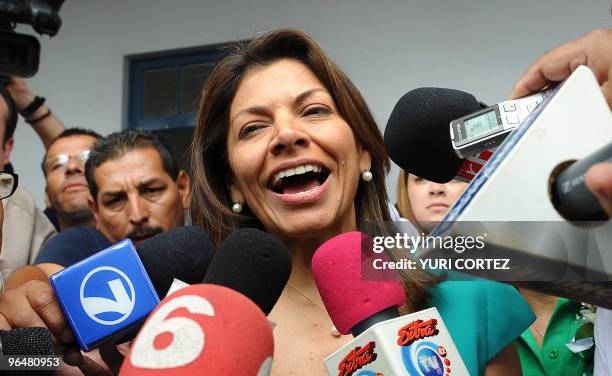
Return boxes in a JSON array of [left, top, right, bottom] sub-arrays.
[[127, 42, 240, 131]]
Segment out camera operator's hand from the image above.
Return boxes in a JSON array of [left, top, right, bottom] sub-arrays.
[[5, 77, 36, 111], [511, 29, 612, 108], [4, 76, 65, 147]]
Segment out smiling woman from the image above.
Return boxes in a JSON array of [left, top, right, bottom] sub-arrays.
[[190, 31, 391, 248], [189, 30, 419, 374], [227, 59, 375, 243], [189, 29, 534, 375]]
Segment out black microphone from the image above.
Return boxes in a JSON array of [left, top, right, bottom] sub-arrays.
[[137, 225, 216, 298], [0, 327, 56, 375], [203, 228, 292, 315], [118, 228, 286, 375], [112, 225, 217, 343], [550, 142, 612, 222], [384, 87, 481, 183], [0, 327, 55, 355]]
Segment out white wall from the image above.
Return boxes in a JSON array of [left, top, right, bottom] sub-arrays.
[[11, 0, 612, 207]]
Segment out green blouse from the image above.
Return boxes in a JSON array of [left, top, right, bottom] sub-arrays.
[[427, 280, 535, 376], [515, 298, 592, 376]]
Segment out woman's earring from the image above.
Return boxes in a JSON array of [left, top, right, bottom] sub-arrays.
[[232, 202, 243, 213], [361, 170, 373, 182]]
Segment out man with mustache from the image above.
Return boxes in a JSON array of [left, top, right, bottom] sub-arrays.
[[0, 129, 190, 373], [32, 129, 190, 277]]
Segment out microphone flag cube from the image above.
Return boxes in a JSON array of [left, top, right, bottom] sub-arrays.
[[324, 307, 469, 376], [50, 239, 160, 351]]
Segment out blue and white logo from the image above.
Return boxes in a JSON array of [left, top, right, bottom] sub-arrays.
[[79, 266, 136, 326], [401, 340, 445, 376]]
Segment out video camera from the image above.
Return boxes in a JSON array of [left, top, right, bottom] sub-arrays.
[[0, 0, 64, 78]]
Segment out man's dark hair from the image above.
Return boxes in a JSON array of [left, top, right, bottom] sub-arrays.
[[41, 127, 103, 176], [85, 129, 179, 200], [0, 85, 18, 143]]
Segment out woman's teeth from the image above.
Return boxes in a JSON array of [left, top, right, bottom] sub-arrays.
[[272, 164, 323, 186]]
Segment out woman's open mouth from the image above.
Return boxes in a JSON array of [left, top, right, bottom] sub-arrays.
[[268, 163, 331, 203]]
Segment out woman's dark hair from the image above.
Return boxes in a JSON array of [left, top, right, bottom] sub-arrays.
[[189, 29, 432, 308]]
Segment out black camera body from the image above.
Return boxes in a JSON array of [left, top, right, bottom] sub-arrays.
[[0, 0, 64, 77]]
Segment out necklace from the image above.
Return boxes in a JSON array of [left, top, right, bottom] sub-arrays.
[[286, 281, 343, 337], [286, 281, 325, 310]]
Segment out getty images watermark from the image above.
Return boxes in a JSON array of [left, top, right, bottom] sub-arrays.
[[369, 231, 510, 272], [360, 220, 612, 284]]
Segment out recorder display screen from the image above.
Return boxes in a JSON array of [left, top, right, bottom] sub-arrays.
[[463, 109, 502, 141]]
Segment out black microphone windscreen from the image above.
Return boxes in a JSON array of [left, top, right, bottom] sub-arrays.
[[137, 225, 216, 298], [0, 327, 55, 355], [384, 87, 482, 183], [203, 228, 292, 315]]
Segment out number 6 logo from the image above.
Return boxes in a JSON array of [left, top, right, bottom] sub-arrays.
[[129, 294, 214, 369], [121, 284, 274, 375]]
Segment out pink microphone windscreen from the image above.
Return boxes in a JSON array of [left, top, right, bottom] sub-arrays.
[[312, 231, 406, 335]]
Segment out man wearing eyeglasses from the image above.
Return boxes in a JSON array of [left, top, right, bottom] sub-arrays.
[[42, 128, 101, 231]]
